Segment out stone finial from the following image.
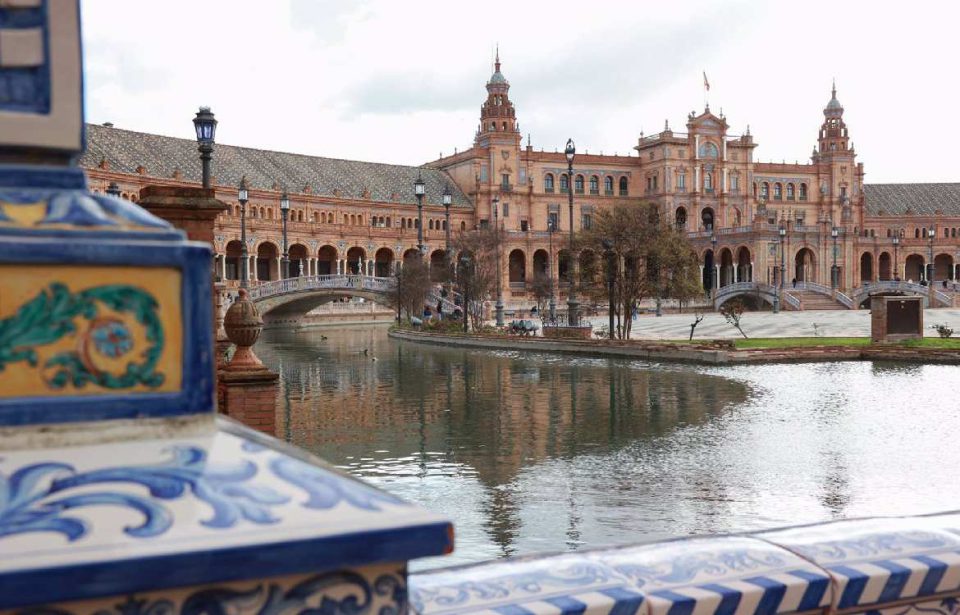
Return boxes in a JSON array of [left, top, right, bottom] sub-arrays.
[[223, 288, 266, 371]]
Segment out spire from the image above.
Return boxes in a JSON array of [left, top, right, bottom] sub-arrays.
[[832, 78, 836, 99], [495, 44, 500, 73]]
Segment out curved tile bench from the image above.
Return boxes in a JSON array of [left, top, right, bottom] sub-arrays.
[[410, 514, 960, 615]]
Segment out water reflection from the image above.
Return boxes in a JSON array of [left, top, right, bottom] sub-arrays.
[[255, 326, 960, 569]]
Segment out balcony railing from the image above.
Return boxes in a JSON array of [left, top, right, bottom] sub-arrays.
[[500, 183, 513, 193]]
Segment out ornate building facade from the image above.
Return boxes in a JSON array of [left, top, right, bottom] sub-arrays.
[[81, 56, 960, 311]]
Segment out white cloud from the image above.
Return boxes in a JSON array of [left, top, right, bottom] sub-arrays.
[[80, 0, 960, 181]]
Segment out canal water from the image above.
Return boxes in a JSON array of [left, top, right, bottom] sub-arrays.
[[255, 325, 960, 570]]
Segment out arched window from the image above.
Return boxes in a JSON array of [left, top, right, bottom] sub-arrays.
[[786, 183, 795, 200], [799, 183, 808, 200], [267, 207, 273, 219], [915, 228, 920, 238], [560, 174, 569, 193], [953, 228, 957, 238], [401, 219, 406, 229], [618, 176, 628, 196], [544, 173, 555, 193], [604, 176, 614, 195], [704, 172, 712, 191], [675, 207, 687, 229], [761, 182, 769, 199], [502, 121, 507, 131], [575, 175, 584, 194], [774, 183, 783, 200], [461, 221, 466, 231], [698, 142, 719, 158], [887, 229, 891, 237], [490, 122, 496, 131], [589, 175, 599, 194]]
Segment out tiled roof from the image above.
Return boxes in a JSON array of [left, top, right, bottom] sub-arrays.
[[79, 124, 472, 207], [864, 183, 960, 217]]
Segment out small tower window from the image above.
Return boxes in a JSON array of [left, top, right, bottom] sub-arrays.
[[761, 182, 769, 199], [589, 175, 599, 194], [786, 183, 795, 200], [604, 176, 614, 195], [575, 175, 584, 194], [560, 174, 569, 193], [774, 183, 782, 200], [544, 173, 555, 193], [799, 183, 808, 200], [619, 176, 628, 196]]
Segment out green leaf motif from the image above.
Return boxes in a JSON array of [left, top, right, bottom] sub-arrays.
[[0, 283, 166, 391]]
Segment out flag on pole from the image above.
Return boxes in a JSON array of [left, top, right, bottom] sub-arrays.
[[703, 71, 710, 91]]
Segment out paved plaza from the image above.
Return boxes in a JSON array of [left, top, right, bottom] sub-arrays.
[[582, 308, 960, 340]]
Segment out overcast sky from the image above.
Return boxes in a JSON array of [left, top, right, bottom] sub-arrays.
[[81, 1, 957, 183]]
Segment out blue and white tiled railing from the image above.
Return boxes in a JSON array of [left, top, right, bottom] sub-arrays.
[[410, 513, 960, 615]]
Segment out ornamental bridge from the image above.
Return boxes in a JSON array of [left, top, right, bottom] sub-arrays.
[[714, 280, 958, 310]]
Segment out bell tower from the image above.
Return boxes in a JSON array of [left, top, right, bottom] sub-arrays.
[[817, 82, 850, 155], [812, 82, 862, 225], [475, 50, 520, 148]]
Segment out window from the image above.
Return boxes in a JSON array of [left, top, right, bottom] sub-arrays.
[[548, 211, 559, 230], [774, 183, 782, 200], [915, 228, 920, 239], [480, 165, 488, 181], [761, 182, 769, 199], [704, 172, 712, 191], [480, 219, 489, 229], [730, 175, 738, 191], [646, 177, 652, 192], [619, 176, 628, 196], [575, 175, 584, 194], [677, 172, 686, 191], [698, 142, 719, 158], [560, 174, 569, 193], [653, 175, 658, 191], [544, 173, 555, 193], [582, 214, 592, 230], [520, 220, 529, 232], [675, 207, 687, 229], [589, 175, 599, 194], [502, 173, 510, 188], [799, 183, 808, 200], [604, 176, 614, 195], [502, 203, 509, 218], [786, 183, 795, 200]]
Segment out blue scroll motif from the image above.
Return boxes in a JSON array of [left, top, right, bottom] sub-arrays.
[[269, 456, 408, 512], [411, 563, 613, 612], [0, 189, 171, 229], [786, 531, 955, 562], [0, 446, 289, 542], [612, 549, 790, 587], [16, 571, 406, 615]]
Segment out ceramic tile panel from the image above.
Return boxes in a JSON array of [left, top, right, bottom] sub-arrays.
[[0, 417, 452, 609], [0, 562, 407, 615], [587, 536, 832, 615], [410, 553, 642, 614], [758, 518, 960, 612]]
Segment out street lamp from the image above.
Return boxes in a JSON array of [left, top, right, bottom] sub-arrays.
[[414, 171, 426, 258], [459, 254, 471, 334], [192, 106, 217, 189], [893, 235, 900, 281], [548, 217, 557, 323], [238, 176, 249, 289], [831, 226, 839, 289], [280, 190, 290, 279], [927, 226, 935, 284], [778, 222, 787, 309], [493, 195, 504, 326], [603, 238, 615, 340], [443, 184, 452, 278], [106, 182, 121, 197], [565, 138, 580, 327]]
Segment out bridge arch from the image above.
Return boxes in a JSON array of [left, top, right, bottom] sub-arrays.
[[905, 254, 924, 282], [736, 246, 752, 283], [878, 252, 892, 281], [225, 240, 243, 281], [346, 246, 366, 275], [317, 245, 337, 275], [256, 241, 279, 281], [375, 247, 394, 277], [860, 252, 874, 283], [289, 243, 309, 277], [718, 248, 734, 287]]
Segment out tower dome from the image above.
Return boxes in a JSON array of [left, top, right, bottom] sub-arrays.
[[824, 81, 844, 118]]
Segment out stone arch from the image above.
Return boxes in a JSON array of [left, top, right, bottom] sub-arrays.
[[402, 248, 420, 264], [257, 241, 279, 281], [878, 251, 892, 281], [430, 249, 447, 282], [579, 249, 598, 289], [225, 240, 243, 281], [346, 247, 367, 275], [558, 249, 571, 284], [703, 249, 715, 291], [736, 246, 752, 283], [701, 207, 714, 231], [794, 247, 816, 283], [935, 253, 954, 281], [905, 254, 925, 282], [533, 249, 549, 278], [675, 206, 687, 230], [375, 247, 394, 277], [288, 243, 309, 277], [317, 245, 337, 275], [860, 252, 873, 283], [718, 248, 734, 287], [509, 249, 526, 285]]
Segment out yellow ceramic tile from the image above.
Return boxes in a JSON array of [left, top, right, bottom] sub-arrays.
[[0, 265, 183, 397]]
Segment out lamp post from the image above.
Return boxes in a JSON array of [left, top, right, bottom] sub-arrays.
[[192, 106, 217, 189], [280, 190, 290, 279], [106, 182, 121, 197], [778, 222, 787, 308], [831, 226, 839, 289], [238, 177, 249, 289], [493, 195, 504, 326], [460, 254, 471, 334], [603, 238, 615, 340], [893, 235, 900, 281], [414, 171, 425, 258], [928, 227, 935, 284], [442, 184, 452, 273], [565, 138, 580, 327], [548, 217, 557, 323]]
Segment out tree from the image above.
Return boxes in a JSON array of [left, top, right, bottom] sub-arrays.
[[452, 227, 499, 331], [577, 203, 700, 339], [719, 298, 748, 338], [529, 273, 552, 317], [688, 312, 704, 340], [389, 258, 433, 322]]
